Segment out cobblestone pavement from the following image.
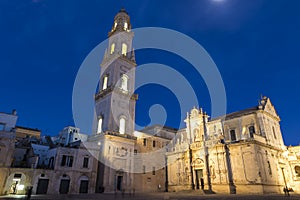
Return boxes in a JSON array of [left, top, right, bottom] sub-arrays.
[[1, 193, 300, 200]]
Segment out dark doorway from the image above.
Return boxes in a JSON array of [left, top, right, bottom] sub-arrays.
[[117, 176, 123, 191], [195, 169, 204, 190], [36, 179, 49, 194], [59, 179, 70, 194], [200, 177, 204, 190], [79, 180, 89, 193]]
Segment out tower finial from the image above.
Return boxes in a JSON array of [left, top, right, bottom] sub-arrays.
[[119, 7, 128, 14]]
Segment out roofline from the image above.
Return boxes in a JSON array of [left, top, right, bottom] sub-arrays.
[[16, 126, 41, 132], [210, 106, 259, 121], [140, 124, 178, 132]]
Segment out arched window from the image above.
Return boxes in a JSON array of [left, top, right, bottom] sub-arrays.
[[124, 22, 128, 30], [110, 43, 115, 54], [122, 43, 127, 56], [102, 75, 108, 90], [119, 117, 126, 134], [97, 117, 103, 134], [121, 74, 128, 91]]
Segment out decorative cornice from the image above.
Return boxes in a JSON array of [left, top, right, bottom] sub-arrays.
[[95, 86, 138, 102]]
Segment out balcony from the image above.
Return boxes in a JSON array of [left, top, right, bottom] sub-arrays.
[[252, 134, 267, 144], [104, 131, 137, 140]]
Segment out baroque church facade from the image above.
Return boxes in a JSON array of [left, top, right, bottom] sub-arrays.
[[91, 9, 300, 194], [0, 9, 300, 196]]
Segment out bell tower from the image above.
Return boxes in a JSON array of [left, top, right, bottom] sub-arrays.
[[95, 8, 137, 135]]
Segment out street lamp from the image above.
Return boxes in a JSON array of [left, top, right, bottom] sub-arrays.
[[281, 167, 290, 196]]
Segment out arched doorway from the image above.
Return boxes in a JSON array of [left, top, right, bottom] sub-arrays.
[[192, 158, 205, 190], [59, 174, 70, 194], [78, 175, 89, 193], [195, 169, 204, 190], [4, 172, 26, 195], [36, 174, 49, 194]]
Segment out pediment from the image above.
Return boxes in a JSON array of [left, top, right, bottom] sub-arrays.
[[261, 97, 279, 118]]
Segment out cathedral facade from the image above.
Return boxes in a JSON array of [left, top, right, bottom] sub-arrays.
[[92, 9, 300, 194], [167, 99, 293, 194], [0, 9, 300, 196]]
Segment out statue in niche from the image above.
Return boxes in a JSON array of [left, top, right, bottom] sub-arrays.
[[194, 129, 201, 142]]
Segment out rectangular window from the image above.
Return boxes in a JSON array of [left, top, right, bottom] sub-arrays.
[[143, 138, 147, 146], [153, 140, 156, 148], [102, 76, 108, 90], [230, 130, 236, 141], [134, 149, 137, 155], [152, 167, 156, 175], [110, 43, 115, 54], [67, 156, 73, 167], [83, 157, 89, 168], [143, 165, 146, 174], [61, 155, 66, 166], [14, 174, 22, 178], [267, 161, 272, 175], [0, 123, 5, 131], [249, 126, 255, 138], [272, 127, 277, 139], [61, 155, 73, 167]]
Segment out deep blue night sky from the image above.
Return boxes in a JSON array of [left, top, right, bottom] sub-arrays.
[[0, 0, 299, 145]]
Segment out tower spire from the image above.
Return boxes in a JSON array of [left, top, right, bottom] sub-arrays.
[[102, 8, 135, 65], [109, 8, 132, 37]]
